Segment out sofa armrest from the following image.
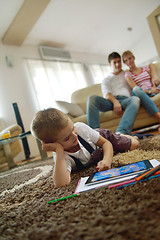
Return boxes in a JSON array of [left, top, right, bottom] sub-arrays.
[[0, 124, 22, 138]]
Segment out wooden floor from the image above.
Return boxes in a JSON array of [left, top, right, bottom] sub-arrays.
[[131, 124, 159, 135]]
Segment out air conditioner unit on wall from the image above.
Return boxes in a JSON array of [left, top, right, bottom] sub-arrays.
[[39, 46, 71, 61]]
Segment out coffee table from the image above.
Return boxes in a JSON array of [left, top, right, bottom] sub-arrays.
[[0, 131, 48, 169]]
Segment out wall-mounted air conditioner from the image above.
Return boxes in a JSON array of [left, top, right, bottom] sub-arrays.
[[39, 46, 71, 61]]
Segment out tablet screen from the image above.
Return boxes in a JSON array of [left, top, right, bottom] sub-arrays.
[[85, 160, 152, 185]]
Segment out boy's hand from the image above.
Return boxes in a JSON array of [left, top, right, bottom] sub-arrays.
[[96, 159, 111, 172], [42, 141, 63, 152], [95, 136, 113, 172]]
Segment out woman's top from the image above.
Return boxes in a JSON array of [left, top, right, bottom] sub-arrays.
[[125, 65, 152, 90]]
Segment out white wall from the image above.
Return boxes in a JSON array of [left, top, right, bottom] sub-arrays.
[[0, 39, 159, 160], [122, 28, 160, 69], [0, 44, 40, 160]]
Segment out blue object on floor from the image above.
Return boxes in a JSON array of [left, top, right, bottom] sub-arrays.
[[131, 133, 154, 139]]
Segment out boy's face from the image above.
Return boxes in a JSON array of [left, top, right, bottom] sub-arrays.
[[56, 119, 79, 151], [110, 57, 122, 74]]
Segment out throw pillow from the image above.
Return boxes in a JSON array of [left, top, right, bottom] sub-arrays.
[[56, 101, 84, 117]]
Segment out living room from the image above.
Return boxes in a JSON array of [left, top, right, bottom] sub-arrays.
[[1, 1, 160, 239], [0, 0, 160, 162]]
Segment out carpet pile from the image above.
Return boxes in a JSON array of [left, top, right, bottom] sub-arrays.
[[0, 134, 160, 240]]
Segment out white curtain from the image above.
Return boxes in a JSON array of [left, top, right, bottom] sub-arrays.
[[26, 59, 87, 109], [89, 64, 111, 84]]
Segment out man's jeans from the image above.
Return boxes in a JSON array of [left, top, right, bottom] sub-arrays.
[[132, 86, 159, 115], [87, 95, 140, 135]]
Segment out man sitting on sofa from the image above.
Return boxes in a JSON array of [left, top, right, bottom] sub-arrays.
[[87, 52, 140, 135]]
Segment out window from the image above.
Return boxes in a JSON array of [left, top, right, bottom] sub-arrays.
[[89, 64, 111, 84], [26, 59, 87, 109]]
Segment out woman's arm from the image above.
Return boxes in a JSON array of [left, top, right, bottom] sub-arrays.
[[126, 75, 159, 95], [95, 135, 113, 171], [149, 64, 160, 87], [125, 76, 137, 89], [42, 142, 71, 187], [126, 76, 154, 95]]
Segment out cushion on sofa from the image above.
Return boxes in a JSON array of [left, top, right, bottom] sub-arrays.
[[56, 100, 84, 117], [71, 84, 102, 113]]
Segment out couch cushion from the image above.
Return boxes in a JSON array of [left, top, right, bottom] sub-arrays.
[[71, 114, 88, 124], [56, 100, 84, 117], [71, 84, 102, 113]]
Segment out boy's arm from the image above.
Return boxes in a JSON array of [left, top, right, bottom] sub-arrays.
[[42, 142, 71, 187], [95, 135, 113, 171]]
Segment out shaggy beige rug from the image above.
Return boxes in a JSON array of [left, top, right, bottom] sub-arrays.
[[0, 134, 160, 240]]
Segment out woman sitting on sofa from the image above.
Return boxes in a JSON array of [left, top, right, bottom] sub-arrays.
[[122, 50, 160, 132]]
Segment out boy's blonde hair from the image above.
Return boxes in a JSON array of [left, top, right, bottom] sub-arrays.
[[31, 108, 70, 143], [122, 50, 135, 63]]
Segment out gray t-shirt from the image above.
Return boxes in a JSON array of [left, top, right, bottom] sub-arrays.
[[101, 71, 132, 98]]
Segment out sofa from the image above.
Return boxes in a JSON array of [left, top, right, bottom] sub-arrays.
[[0, 124, 22, 168], [68, 61, 160, 133]]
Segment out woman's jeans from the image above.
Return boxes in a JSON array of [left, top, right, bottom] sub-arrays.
[[87, 95, 140, 135], [132, 86, 159, 115]]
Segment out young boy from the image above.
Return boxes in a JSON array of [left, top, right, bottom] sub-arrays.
[[31, 108, 139, 188]]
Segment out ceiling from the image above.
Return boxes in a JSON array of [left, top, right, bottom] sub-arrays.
[[0, 0, 159, 55]]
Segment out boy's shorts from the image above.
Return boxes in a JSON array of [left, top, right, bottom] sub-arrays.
[[96, 129, 131, 153]]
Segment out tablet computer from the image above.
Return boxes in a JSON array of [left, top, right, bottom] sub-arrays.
[[85, 159, 153, 186]]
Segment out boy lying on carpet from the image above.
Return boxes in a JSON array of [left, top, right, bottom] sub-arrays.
[[31, 108, 139, 188]]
